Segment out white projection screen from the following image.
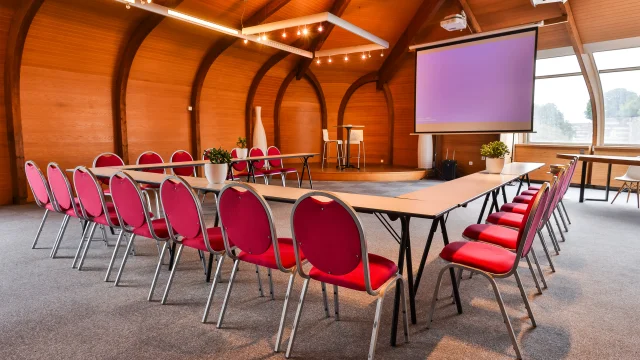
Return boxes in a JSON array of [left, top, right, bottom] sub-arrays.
[[414, 27, 538, 134]]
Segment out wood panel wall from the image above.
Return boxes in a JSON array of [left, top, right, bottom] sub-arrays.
[[514, 144, 589, 184], [279, 76, 322, 162], [0, 0, 20, 205], [437, 134, 500, 177], [388, 52, 417, 167], [592, 147, 640, 187]]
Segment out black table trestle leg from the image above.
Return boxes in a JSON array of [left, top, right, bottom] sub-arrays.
[[303, 156, 313, 189], [579, 160, 587, 203], [501, 185, 507, 204], [477, 193, 490, 224], [517, 176, 524, 195], [390, 215, 409, 346], [440, 217, 463, 314], [414, 219, 439, 294], [526, 174, 531, 187], [586, 163, 612, 202], [400, 216, 416, 324]]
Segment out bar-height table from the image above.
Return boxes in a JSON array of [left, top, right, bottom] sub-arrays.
[[80, 161, 544, 347], [114, 152, 319, 188], [557, 153, 640, 203], [334, 125, 364, 169]]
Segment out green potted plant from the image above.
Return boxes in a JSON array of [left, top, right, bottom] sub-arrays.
[[236, 137, 248, 159], [480, 140, 510, 174], [203, 147, 232, 184]]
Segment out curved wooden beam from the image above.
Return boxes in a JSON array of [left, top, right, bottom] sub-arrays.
[[113, 0, 183, 164], [274, 69, 327, 151], [4, 0, 44, 204], [190, 0, 292, 158], [337, 72, 394, 164]]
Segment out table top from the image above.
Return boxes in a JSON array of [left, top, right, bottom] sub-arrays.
[[113, 153, 319, 171], [334, 125, 364, 128], [397, 162, 545, 211], [557, 153, 640, 166], [84, 167, 451, 219]]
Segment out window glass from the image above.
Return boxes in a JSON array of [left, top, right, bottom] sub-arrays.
[[593, 47, 640, 71], [600, 70, 640, 144], [530, 76, 592, 143], [535, 55, 581, 77]]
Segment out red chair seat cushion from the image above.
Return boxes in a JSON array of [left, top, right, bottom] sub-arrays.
[[238, 238, 301, 270], [440, 241, 515, 275], [500, 202, 529, 215], [528, 184, 542, 191], [521, 189, 538, 196], [486, 211, 524, 229], [133, 218, 169, 239], [462, 224, 518, 250], [181, 227, 225, 252], [92, 203, 120, 226], [513, 194, 534, 204], [309, 254, 398, 292]]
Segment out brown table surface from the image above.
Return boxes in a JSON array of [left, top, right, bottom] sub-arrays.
[[113, 153, 319, 171]]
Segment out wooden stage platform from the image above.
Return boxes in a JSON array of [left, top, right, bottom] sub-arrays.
[[297, 163, 427, 182]]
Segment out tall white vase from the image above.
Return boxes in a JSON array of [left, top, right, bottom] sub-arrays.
[[252, 106, 267, 154], [417, 134, 433, 169]]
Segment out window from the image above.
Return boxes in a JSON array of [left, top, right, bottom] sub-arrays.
[[594, 48, 640, 145], [529, 55, 593, 143]]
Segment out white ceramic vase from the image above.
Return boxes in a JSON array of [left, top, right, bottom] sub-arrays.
[[236, 148, 248, 159], [204, 163, 228, 184], [252, 106, 267, 154], [486, 158, 505, 174]]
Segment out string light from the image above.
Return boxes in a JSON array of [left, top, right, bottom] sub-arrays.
[[368, 51, 372, 58], [328, 56, 332, 63], [282, 30, 287, 38], [302, 26, 308, 35], [361, 52, 366, 60], [262, 33, 267, 41], [297, 26, 301, 36], [126, 4, 130, 9], [344, 54, 348, 61], [380, 51, 384, 57], [318, 24, 323, 32], [316, 58, 321, 65], [243, 39, 248, 44]]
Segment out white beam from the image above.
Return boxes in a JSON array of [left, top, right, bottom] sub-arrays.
[[315, 44, 386, 58]]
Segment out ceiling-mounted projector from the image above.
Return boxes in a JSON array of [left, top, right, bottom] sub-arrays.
[[530, 0, 567, 6], [440, 11, 467, 32]]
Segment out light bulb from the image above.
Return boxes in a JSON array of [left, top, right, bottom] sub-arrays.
[[318, 25, 323, 32], [328, 57, 332, 63], [361, 53, 366, 60], [262, 34, 267, 41], [368, 52, 372, 58], [243, 39, 248, 44], [302, 26, 308, 35], [297, 28, 301, 36], [316, 58, 321, 65], [126, 3, 130, 9], [380, 51, 384, 57], [344, 55, 348, 61], [282, 31, 287, 38], [147, 0, 152, 3]]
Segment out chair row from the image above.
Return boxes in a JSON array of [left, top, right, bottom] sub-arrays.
[[24, 162, 406, 359]]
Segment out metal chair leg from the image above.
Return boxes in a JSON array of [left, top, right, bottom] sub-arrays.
[[552, 212, 566, 242], [556, 206, 568, 232], [525, 254, 542, 294], [487, 275, 522, 359], [321, 282, 330, 318], [104, 230, 127, 282], [202, 255, 225, 323], [148, 241, 168, 301], [560, 200, 571, 224], [333, 285, 340, 321], [426, 266, 449, 327], [514, 270, 536, 327], [281, 173, 286, 187], [72, 222, 94, 268], [77, 223, 98, 270], [161, 244, 184, 304], [268, 268, 275, 300], [217, 259, 240, 328], [285, 278, 310, 359], [100, 225, 108, 245], [295, 172, 300, 189], [275, 272, 297, 352], [368, 296, 384, 360], [32, 210, 50, 249], [530, 248, 547, 289], [546, 222, 561, 253], [50, 215, 70, 258], [255, 265, 264, 297], [537, 230, 556, 272], [114, 234, 136, 286]]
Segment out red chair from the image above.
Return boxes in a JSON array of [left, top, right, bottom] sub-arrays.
[[230, 148, 266, 182], [249, 147, 271, 184], [170, 149, 196, 177], [93, 152, 125, 195], [159, 175, 227, 323], [72, 167, 120, 270], [261, 146, 300, 187], [286, 191, 409, 359], [47, 162, 83, 258], [24, 161, 55, 249], [216, 183, 304, 352], [427, 183, 550, 359], [137, 151, 165, 216], [106, 172, 171, 293]]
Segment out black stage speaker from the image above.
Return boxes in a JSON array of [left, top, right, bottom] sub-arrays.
[[442, 160, 457, 181]]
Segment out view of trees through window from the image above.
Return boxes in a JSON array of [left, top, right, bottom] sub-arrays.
[[597, 71, 640, 144]]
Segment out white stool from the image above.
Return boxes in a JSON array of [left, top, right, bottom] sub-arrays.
[[322, 129, 343, 168], [344, 129, 365, 168]]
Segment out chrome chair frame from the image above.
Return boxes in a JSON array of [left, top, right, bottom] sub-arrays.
[[46, 162, 83, 259], [169, 149, 197, 177], [25, 161, 55, 250], [321, 129, 343, 169], [266, 146, 300, 188], [136, 151, 166, 218], [285, 191, 409, 360]]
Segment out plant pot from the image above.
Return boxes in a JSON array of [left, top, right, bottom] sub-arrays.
[[204, 163, 228, 184], [486, 158, 505, 174], [236, 148, 248, 159]]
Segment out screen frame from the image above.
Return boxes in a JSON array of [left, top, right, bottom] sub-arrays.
[[413, 27, 539, 135]]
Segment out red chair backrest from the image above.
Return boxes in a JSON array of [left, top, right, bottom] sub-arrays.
[[560, 160, 576, 195], [230, 149, 247, 172], [170, 150, 195, 177], [47, 163, 76, 214], [218, 185, 273, 256], [249, 147, 266, 169], [292, 193, 363, 276], [73, 167, 105, 219], [137, 151, 165, 174], [267, 146, 282, 168], [516, 183, 549, 261], [25, 161, 50, 207], [160, 177, 202, 239], [93, 153, 125, 168], [110, 173, 147, 229]]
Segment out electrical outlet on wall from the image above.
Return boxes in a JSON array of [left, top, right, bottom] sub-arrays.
[[469, 161, 473, 166], [481, 156, 486, 160]]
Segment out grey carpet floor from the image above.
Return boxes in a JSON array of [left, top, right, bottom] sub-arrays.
[[1, 180, 639, 360]]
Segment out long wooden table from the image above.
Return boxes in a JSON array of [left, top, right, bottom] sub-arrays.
[[116, 152, 319, 188], [557, 153, 640, 202], [73, 161, 543, 347]]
